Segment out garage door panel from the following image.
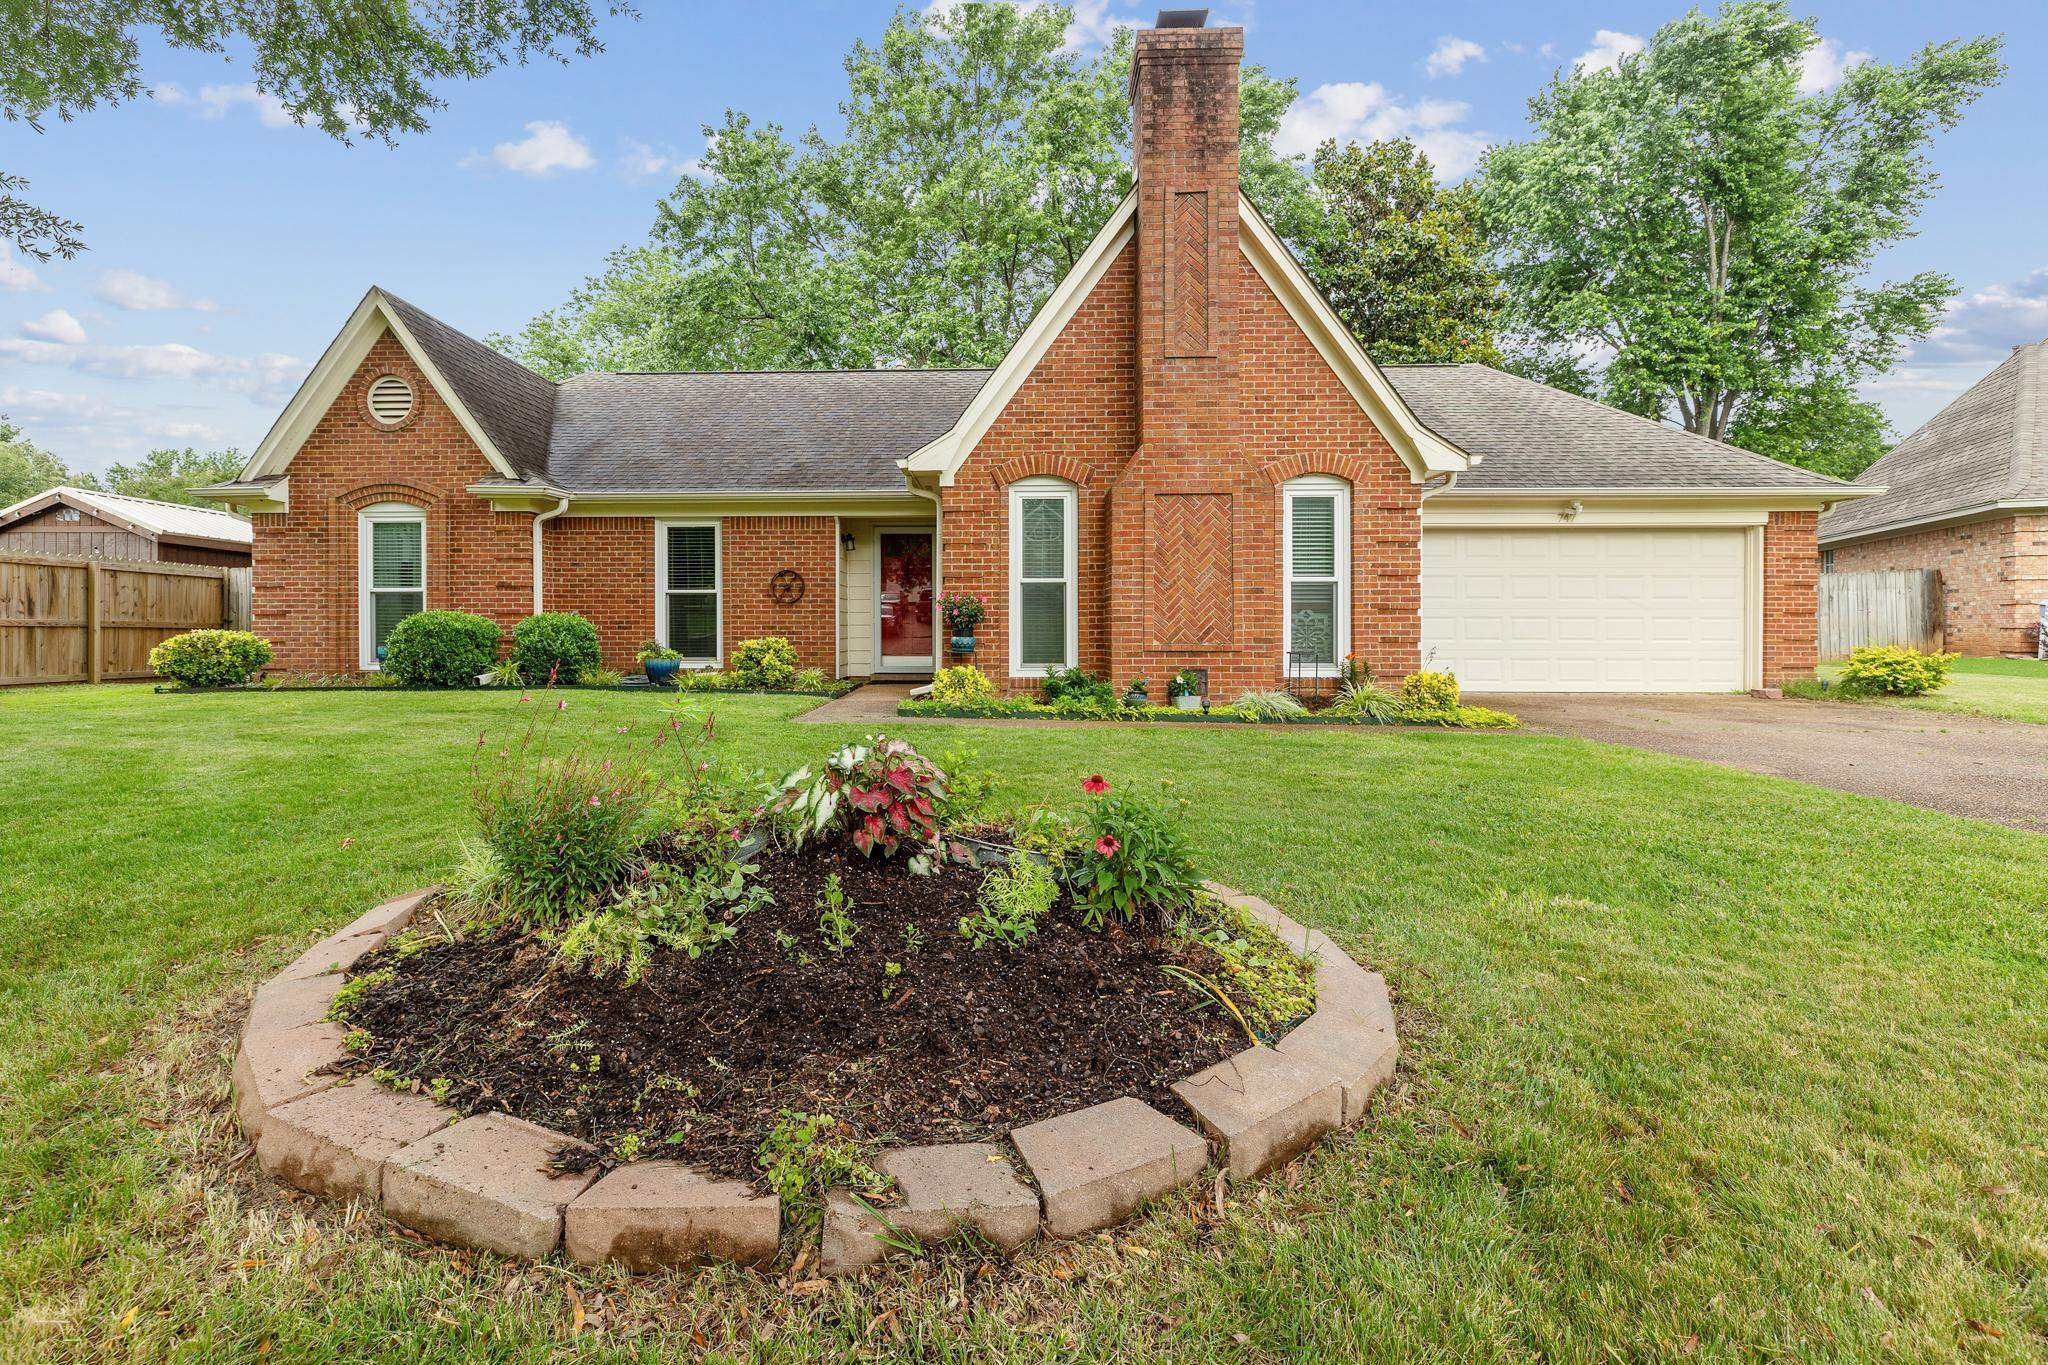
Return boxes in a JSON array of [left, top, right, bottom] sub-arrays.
[[1422, 528, 1748, 693]]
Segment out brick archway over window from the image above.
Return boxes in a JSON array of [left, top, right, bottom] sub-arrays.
[[1258, 453, 1372, 487], [988, 454, 1094, 490], [339, 483, 442, 513]]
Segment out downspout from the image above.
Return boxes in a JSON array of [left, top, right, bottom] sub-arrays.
[[531, 494, 570, 614]]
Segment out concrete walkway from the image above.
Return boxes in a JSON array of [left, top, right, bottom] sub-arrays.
[[795, 683, 921, 724], [1477, 692, 2048, 834]]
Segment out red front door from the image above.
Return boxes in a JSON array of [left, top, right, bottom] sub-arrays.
[[879, 530, 934, 667]]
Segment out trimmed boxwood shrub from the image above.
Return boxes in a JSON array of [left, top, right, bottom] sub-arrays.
[[930, 664, 994, 705], [382, 610, 501, 687], [730, 636, 798, 689], [1835, 645, 1957, 697], [149, 629, 274, 687], [511, 612, 602, 686]]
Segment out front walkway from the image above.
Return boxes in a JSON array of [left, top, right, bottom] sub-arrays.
[[795, 683, 921, 724], [1479, 692, 2048, 834]]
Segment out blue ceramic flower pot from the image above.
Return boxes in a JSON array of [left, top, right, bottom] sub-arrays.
[[645, 659, 681, 687], [950, 632, 977, 653]]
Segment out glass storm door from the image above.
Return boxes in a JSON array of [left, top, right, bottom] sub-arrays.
[[878, 530, 935, 670]]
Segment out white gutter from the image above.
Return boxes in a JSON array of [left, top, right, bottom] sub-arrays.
[[531, 494, 571, 613]]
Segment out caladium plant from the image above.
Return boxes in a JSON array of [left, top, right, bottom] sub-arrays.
[[771, 735, 951, 858]]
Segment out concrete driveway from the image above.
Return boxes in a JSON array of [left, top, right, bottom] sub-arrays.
[[1473, 693, 2048, 834]]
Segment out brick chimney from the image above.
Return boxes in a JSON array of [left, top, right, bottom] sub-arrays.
[[1108, 11, 1252, 691]]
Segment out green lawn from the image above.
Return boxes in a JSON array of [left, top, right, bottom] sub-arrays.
[[1817, 655, 2048, 725], [3, 686, 2045, 1362]]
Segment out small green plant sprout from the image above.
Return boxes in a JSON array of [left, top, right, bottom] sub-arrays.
[[881, 960, 904, 999], [755, 1110, 887, 1227], [426, 1077, 454, 1102], [901, 924, 926, 954], [342, 1027, 372, 1055], [612, 1132, 646, 1162], [773, 927, 800, 956], [327, 965, 395, 1021], [958, 858, 1058, 950], [817, 873, 858, 951]]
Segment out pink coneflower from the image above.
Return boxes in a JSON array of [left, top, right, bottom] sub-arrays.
[[589, 795, 602, 807], [728, 827, 744, 841], [1095, 835, 1120, 857], [556, 699, 568, 712], [498, 749, 508, 759], [520, 692, 531, 703], [1082, 775, 1110, 795]]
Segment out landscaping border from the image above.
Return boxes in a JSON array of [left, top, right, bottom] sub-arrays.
[[233, 882, 1398, 1275], [157, 681, 858, 699], [899, 701, 1516, 728]]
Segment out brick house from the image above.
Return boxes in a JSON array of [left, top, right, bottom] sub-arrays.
[[201, 13, 1872, 694], [1819, 340, 2048, 656]]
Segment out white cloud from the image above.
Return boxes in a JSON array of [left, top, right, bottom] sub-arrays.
[[1797, 37, 1870, 95], [1573, 30, 1644, 75], [0, 386, 231, 472], [920, 0, 1243, 55], [619, 139, 707, 181], [153, 82, 188, 106], [1426, 36, 1486, 79], [195, 82, 295, 128], [0, 338, 305, 402], [474, 120, 595, 177], [92, 269, 217, 313], [1538, 41, 1556, 58], [1919, 268, 2048, 362], [0, 244, 39, 293], [20, 310, 87, 345], [1275, 83, 1490, 179]]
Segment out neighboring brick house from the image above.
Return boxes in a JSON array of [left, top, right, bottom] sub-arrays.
[[1820, 341, 2048, 656], [201, 13, 1872, 693]]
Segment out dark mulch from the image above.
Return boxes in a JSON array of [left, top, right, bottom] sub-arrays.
[[336, 837, 1245, 1187]]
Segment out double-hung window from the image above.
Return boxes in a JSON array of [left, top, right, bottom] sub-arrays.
[[1282, 476, 1349, 674], [1009, 478, 1076, 676], [656, 521, 721, 666], [358, 502, 425, 668]]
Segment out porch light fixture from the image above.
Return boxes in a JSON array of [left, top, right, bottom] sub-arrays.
[[841, 532, 857, 551]]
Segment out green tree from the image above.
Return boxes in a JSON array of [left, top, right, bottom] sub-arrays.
[[1307, 138, 1502, 365], [1477, 1, 2002, 476], [0, 0, 630, 261], [100, 447, 245, 506], [500, 4, 1322, 376], [0, 418, 91, 505]]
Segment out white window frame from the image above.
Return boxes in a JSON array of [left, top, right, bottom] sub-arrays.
[[1282, 475, 1350, 677], [357, 501, 426, 670], [653, 519, 722, 668], [1008, 478, 1078, 678]]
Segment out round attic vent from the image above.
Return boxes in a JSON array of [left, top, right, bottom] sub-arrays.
[[367, 374, 415, 427]]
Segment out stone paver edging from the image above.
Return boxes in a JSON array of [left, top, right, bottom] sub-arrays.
[[234, 882, 1399, 1274]]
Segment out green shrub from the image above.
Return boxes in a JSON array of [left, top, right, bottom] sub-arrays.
[[791, 667, 829, 691], [675, 669, 736, 692], [1070, 774, 1199, 930], [959, 858, 1058, 950], [381, 610, 499, 687], [1328, 681, 1401, 722], [731, 636, 799, 689], [1230, 690, 1307, 720], [1836, 645, 1958, 697], [635, 639, 680, 664], [1401, 670, 1461, 713], [472, 752, 661, 927], [510, 612, 601, 686], [1042, 666, 1116, 707], [148, 629, 273, 687], [931, 664, 994, 705]]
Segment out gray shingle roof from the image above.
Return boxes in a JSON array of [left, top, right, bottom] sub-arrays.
[[381, 291, 559, 481], [1383, 363, 1854, 492], [1820, 342, 2048, 542], [544, 369, 993, 494]]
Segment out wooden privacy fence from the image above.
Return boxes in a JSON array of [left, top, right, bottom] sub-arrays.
[[1818, 568, 1943, 659], [0, 551, 251, 686]]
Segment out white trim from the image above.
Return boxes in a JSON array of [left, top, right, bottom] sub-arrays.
[[243, 288, 523, 482], [1424, 502, 1771, 530], [833, 514, 844, 679], [1282, 475, 1350, 677], [903, 194, 1137, 485], [1008, 477, 1078, 678], [357, 502, 426, 670], [1433, 484, 1882, 503], [1744, 525, 1765, 691], [653, 519, 723, 668], [874, 524, 938, 673], [1817, 497, 2046, 548], [1237, 201, 1469, 481]]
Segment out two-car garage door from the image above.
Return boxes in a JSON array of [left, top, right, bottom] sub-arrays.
[[1421, 527, 1750, 692]]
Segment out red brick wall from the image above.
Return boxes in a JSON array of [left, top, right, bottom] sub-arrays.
[[1829, 514, 2048, 655], [723, 516, 839, 673], [251, 332, 533, 674], [1763, 510, 1819, 684], [544, 517, 653, 671]]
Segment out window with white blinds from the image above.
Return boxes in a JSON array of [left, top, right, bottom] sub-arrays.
[[357, 503, 425, 668], [657, 522, 720, 664], [1009, 479, 1076, 675], [1283, 477, 1348, 672]]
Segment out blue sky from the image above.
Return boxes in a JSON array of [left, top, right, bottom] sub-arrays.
[[3, 0, 2043, 476]]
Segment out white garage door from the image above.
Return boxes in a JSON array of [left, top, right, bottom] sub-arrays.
[[1422, 527, 1749, 693]]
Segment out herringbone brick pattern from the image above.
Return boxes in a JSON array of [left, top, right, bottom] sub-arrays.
[[1151, 493, 1232, 646]]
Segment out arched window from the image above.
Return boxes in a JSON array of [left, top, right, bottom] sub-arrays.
[[358, 502, 425, 668], [1282, 475, 1349, 675], [1009, 477, 1077, 676]]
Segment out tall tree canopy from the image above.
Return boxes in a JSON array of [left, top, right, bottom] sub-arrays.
[[1477, 1, 2002, 477], [501, 4, 1323, 376], [1306, 138, 1502, 366], [99, 447, 245, 506], [0, 0, 631, 260], [0, 418, 88, 505]]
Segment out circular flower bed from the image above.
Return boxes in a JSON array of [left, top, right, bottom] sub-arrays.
[[234, 707, 1398, 1274]]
